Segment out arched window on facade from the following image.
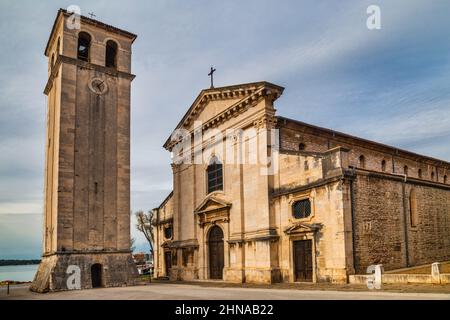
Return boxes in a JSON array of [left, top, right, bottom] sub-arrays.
[[77, 32, 91, 62], [381, 160, 386, 172], [404, 165, 408, 176], [359, 155, 365, 169], [418, 169, 422, 179], [105, 40, 118, 68], [298, 143, 306, 151], [207, 156, 223, 194], [444, 175, 448, 184], [431, 172, 435, 181]]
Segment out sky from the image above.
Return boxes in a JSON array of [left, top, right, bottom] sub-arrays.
[[0, 0, 449, 259]]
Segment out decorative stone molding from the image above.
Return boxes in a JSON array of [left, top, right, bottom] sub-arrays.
[[283, 222, 323, 235], [165, 239, 199, 249], [44, 55, 136, 95], [228, 228, 279, 244], [151, 216, 173, 226], [195, 196, 232, 227], [253, 113, 277, 130], [164, 82, 284, 151]]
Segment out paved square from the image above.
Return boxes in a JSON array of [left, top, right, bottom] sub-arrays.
[[2, 282, 450, 300]]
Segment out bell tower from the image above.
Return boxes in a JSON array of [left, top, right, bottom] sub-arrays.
[[31, 9, 138, 292]]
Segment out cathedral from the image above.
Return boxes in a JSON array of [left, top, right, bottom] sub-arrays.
[[152, 81, 450, 284], [32, 9, 450, 290]]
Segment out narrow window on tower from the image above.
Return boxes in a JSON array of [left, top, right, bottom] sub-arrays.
[[105, 40, 118, 68], [207, 156, 223, 194], [77, 32, 91, 62], [381, 160, 386, 172]]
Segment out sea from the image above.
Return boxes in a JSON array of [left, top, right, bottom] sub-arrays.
[[0, 264, 39, 282]]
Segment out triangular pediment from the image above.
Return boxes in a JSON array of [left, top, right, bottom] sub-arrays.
[[164, 81, 284, 150], [194, 195, 232, 215], [284, 222, 323, 235]]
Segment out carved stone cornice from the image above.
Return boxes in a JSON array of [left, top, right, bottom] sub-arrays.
[[253, 113, 277, 130], [164, 239, 199, 249], [164, 82, 284, 151], [283, 222, 323, 235], [195, 195, 232, 227], [44, 55, 136, 95], [151, 216, 173, 227], [228, 228, 279, 244]]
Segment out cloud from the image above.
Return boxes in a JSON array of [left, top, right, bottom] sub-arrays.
[[1, 0, 449, 259]]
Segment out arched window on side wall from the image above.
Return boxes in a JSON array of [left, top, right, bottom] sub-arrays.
[[381, 160, 386, 172], [418, 169, 422, 179], [404, 165, 408, 176], [431, 172, 435, 181], [77, 32, 91, 62], [359, 155, 365, 169], [409, 188, 418, 227], [207, 156, 223, 194], [105, 40, 118, 68], [444, 175, 448, 184]]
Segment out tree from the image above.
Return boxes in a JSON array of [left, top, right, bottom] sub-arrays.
[[135, 210, 154, 256]]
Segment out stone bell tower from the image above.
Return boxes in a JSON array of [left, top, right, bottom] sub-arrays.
[[31, 9, 138, 292]]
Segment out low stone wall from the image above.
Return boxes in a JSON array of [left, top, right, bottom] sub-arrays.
[[440, 274, 450, 284], [349, 274, 449, 285]]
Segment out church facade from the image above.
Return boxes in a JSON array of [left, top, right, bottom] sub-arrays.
[[152, 81, 450, 284]]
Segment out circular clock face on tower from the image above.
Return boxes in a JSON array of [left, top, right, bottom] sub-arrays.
[[88, 78, 108, 95]]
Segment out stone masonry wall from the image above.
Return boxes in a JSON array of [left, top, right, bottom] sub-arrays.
[[352, 172, 450, 273]]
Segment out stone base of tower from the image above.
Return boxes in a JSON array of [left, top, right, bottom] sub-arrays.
[[30, 251, 138, 293]]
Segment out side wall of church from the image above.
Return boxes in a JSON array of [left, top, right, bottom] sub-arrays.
[[278, 118, 450, 184], [272, 148, 354, 283], [153, 193, 174, 278], [278, 119, 450, 275], [352, 173, 450, 273]]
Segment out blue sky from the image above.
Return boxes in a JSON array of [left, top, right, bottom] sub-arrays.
[[0, 0, 449, 259]]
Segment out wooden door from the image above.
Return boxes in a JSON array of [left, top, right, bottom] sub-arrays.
[[293, 240, 313, 282], [208, 226, 224, 279], [164, 251, 172, 276]]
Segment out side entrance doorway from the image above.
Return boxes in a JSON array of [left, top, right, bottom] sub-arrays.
[[293, 240, 313, 282], [208, 226, 224, 279]]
